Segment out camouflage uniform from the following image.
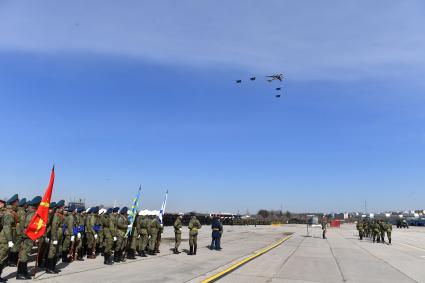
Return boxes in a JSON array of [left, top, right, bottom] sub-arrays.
[[188, 216, 201, 255], [115, 212, 129, 261], [101, 209, 115, 265], [136, 215, 149, 257], [386, 222, 392, 244], [0, 204, 18, 280], [148, 217, 160, 255], [173, 216, 183, 253], [356, 221, 364, 240], [62, 209, 75, 262], [86, 210, 98, 259], [47, 206, 64, 273], [17, 204, 36, 279]]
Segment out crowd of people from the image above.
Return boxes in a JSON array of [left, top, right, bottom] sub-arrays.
[[356, 219, 392, 243], [0, 194, 223, 282]]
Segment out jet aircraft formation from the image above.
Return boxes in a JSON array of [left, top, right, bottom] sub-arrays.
[[236, 73, 284, 98]]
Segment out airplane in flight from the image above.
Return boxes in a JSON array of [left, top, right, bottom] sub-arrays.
[[266, 73, 284, 82]]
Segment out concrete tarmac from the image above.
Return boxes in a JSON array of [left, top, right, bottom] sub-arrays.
[[2, 224, 425, 282]]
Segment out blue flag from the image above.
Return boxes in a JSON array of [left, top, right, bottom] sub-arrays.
[[126, 185, 141, 237], [158, 190, 168, 224]]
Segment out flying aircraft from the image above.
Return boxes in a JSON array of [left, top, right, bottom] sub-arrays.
[[275, 87, 281, 91], [266, 73, 284, 82], [250, 77, 256, 81], [236, 80, 242, 83]]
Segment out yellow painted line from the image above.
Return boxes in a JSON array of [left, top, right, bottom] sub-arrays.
[[201, 234, 293, 283]]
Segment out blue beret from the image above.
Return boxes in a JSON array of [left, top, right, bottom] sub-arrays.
[[18, 198, 27, 207], [113, 207, 120, 213], [30, 196, 42, 206], [6, 194, 19, 205], [77, 207, 85, 213], [92, 206, 99, 214], [50, 202, 57, 209], [67, 205, 75, 212], [56, 200, 65, 208], [120, 207, 128, 214], [106, 208, 113, 214]]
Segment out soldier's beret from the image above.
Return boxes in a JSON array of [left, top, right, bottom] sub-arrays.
[[120, 207, 128, 214], [56, 200, 65, 208], [77, 207, 85, 213], [30, 196, 42, 206], [67, 205, 75, 212], [106, 208, 113, 214], [18, 198, 27, 207], [113, 207, 120, 213], [6, 194, 19, 205], [92, 206, 99, 214], [50, 202, 57, 209]]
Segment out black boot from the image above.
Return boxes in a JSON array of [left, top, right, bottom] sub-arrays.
[[62, 251, 68, 263], [113, 251, 120, 263], [16, 262, 31, 280], [127, 250, 136, 260], [16, 262, 25, 280], [194, 244, 197, 255], [0, 263, 7, 283], [188, 246, 193, 255], [103, 253, 108, 265], [173, 248, 178, 254], [46, 259, 58, 274], [141, 250, 147, 257], [8, 252, 17, 267], [53, 257, 61, 273]]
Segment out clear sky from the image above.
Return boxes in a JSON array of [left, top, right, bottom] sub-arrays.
[[0, 1, 424, 213]]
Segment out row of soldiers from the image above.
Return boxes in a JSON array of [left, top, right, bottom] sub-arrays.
[[356, 219, 392, 244], [0, 194, 202, 282]]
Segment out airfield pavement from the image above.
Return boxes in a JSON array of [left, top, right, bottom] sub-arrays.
[[3, 224, 425, 283]]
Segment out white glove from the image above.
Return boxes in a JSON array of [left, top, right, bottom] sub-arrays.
[[53, 240, 58, 245], [137, 235, 140, 239], [94, 234, 98, 240], [8, 241, 14, 248], [45, 238, 50, 243], [127, 224, 133, 229], [179, 228, 182, 231], [77, 233, 81, 239], [71, 236, 75, 242], [113, 237, 117, 241]]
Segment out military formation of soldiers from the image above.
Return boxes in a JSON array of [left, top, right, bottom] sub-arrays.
[[356, 218, 392, 244], [0, 194, 205, 282]]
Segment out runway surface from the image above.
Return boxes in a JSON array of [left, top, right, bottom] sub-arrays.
[[3, 224, 425, 282]]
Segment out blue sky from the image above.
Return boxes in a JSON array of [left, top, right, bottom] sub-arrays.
[[0, 1, 424, 213]]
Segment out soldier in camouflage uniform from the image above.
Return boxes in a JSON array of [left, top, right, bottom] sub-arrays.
[[62, 206, 75, 262], [173, 214, 183, 254], [379, 220, 386, 244], [386, 221, 392, 244], [356, 219, 364, 240], [86, 207, 99, 259], [127, 216, 138, 260], [98, 209, 107, 256], [74, 207, 86, 261], [46, 200, 65, 274], [102, 208, 115, 265], [188, 214, 201, 255], [372, 220, 380, 243], [321, 217, 327, 239], [115, 207, 129, 262], [148, 215, 160, 255], [136, 212, 149, 257], [17, 196, 41, 280], [154, 219, 164, 254], [0, 194, 20, 282], [9, 198, 26, 267]]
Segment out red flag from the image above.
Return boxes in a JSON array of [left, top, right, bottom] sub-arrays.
[[25, 166, 55, 241]]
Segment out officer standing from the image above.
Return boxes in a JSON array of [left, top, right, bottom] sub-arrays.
[[210, 216, 223, 250], [379, 220, 386, 244], [17, 196, 41, 280], [0, 194, 20, 282], [46, 200, 65, 274], [173, 214, 183, 254], [86, 207, 98, 259], [188, 214, 201, 255]]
